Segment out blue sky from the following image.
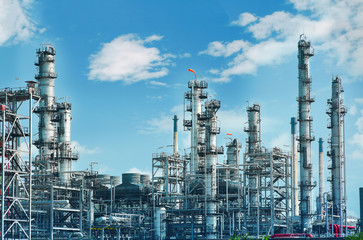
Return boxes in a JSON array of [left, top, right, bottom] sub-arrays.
[[1, 0, 363, 217]]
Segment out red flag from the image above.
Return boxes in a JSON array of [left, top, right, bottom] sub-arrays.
[[227, 133, 232, 136], [188, 68, 196, 73]]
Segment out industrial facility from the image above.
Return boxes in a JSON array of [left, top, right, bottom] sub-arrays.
[[0, 35, 360, 239]]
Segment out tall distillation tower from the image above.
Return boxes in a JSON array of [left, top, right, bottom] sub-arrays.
[[184, 70, 208, 174], [297, 35, 315, 232], [245, 104, 261, 209], [34, 45, 58, 179], [57, 102, 78, 184], [317, 138, 324, 219], [202, 99, 222, 239], [327, 76, 347, 228], [291, 117, 299, 217]]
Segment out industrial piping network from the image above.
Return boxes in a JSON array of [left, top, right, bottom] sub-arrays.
[[0, 35, 356, 239]]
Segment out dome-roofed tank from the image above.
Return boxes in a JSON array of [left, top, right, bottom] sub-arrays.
[[140, 174, 150, 186], [115, 173, 151, 199], [97, 174, 111, 185], [122, 173, 140, 185], [110, 176, 120, 185]]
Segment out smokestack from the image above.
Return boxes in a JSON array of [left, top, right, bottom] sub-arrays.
[[318, 137, 324, 218], [173, 115, 178, 155], [291, 117, 299, 217]]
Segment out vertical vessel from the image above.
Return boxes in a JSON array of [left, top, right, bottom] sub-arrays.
[[297, 35, 315, 232]]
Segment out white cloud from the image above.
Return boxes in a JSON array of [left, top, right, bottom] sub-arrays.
[[202, 0, 363, 82], [145, 35, 164, 42], [127, 167, 151, 176], [88, 34, 173, 84], [349, 104, 357, 115], [149, 80, 167, 86], [231, 12, 257, 26], [0, 0, 37, 45], [218, 108, 246, 134], [349, 109, 363, 160], [180, 53, 191, 58], [199, 40, 249, 57], [138, 105, 184, 135], [355, 110, 363, 132], [269, 132, 290, 149], [71, 141, 100, 155]]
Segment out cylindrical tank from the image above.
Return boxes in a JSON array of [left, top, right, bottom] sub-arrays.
[[110, 176, 120, 186], [122, 173, 140, 185], [58, 102, 73, 184], [140, 174, 150, 186], [97, 174, 111, 185], [154, 207, 166, 240]]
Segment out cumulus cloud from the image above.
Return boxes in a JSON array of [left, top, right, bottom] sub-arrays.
[[0, 0, 37, 45], [127, 167, 151, 176], [202, 0, 363, 82], [200, 40, 249, 57], [149, 80, 168, 87], [231, 12, 257, 26], [218, 108, 246, 134], [88, 34, 173, 84], [269, 132, 290, 149], [349, 109, 363, 160], [138, 105, 184, 135], [71, 141, 100, 155]]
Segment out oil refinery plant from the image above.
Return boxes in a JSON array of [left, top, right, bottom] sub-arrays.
[[0, 35, 361, 239]]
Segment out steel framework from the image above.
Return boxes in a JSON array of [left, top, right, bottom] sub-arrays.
[[0, 82, 40, 239]]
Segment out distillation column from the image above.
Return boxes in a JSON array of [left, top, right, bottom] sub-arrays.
[[35, 45, 57, 176], [327, 76, 347, 224], [58, 102, 78, 184], [297, 35, 315, 232], [291, 117, 299, 217], [184, 71, 208, 174], [173, 115, 178, 155], [244, 104, 261, 208], [246, 104, 261, 154], [203, 100, 222, 239], [226, 139, 241, 181], [317, 138, 324, 218]]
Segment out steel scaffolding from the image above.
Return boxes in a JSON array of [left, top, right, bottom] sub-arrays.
[[0, 82, 40, 239]]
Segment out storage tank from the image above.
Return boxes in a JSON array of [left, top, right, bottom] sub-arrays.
[[110, 176, 120, 186], [122, 173, 141, 185], [97, 174, 110, 185], [140, 174, 150, 186]]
